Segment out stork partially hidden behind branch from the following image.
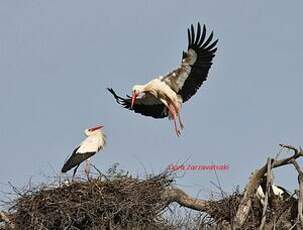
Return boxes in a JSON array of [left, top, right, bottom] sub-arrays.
[[61, 125, 106, 179], [108, 23, 218, 137]]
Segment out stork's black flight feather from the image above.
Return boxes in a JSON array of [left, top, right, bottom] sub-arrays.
[[107, 88, 167, 119], [179, 23, 218, 102]]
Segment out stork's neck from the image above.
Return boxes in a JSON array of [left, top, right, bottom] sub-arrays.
[[101, 132, 107, 147], [132, 84, 147, 93]]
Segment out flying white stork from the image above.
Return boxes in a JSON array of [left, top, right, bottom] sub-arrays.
[[108, 23, 218, 136], [61, 125, 106, 178]]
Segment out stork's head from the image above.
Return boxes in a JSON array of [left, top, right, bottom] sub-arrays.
[[84, 125, 103, 136], [131, 85, 144, 109]]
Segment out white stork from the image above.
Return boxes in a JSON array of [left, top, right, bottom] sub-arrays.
[[256, 179, 292, 206], [108, 23, 218, 136], [61, 125, 106, 178]]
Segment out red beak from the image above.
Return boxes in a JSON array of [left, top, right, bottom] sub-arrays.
[[131, 92, 138, 109], [90, 125, 103, 131]]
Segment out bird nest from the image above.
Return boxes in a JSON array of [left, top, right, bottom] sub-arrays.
[[205, 189, 298, 229], [0, 168, 298, 230], [2, 171, 175, 230]]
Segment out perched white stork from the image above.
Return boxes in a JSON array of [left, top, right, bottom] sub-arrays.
[[256, 179, 292, 206], [108, 23, 218, 136], [61, 125, 106, 178]]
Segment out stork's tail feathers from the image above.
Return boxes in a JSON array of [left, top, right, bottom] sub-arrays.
[[61, 156, 78, 173], [61, 161, 73, 173], [61, 164, 71, 173]]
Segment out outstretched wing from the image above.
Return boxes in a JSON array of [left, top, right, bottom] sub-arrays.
[[107, 88, 167, 119], [161, 23, 218, 102]]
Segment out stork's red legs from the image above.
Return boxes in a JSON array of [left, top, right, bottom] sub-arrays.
[[84, 158, 91, 179], [178, 113, 184, 130], [171, 100, 184, 130], [167, 103, 181, 137], [173, 114, 181, 137]]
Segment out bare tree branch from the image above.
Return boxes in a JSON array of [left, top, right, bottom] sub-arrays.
[[291, 159, 303, 228], [259, 158, 273, 230], [279, 144, 299, 154], [162, 187, 209, 212]]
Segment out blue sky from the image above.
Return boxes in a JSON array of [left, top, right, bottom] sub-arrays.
[[0, 0, 302, 200]]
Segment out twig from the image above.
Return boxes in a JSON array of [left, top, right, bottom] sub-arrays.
[[279, 144, 299, 154], [91, 164, 109, 181], [259, 158, 273, 230], [213, 163, 227, 198], [289, 219, 300, 230]]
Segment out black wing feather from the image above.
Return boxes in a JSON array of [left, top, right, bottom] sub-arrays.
[[190, 25, 195, 45], [197, 24, 206, 47], [61, 147, 95, 173], [179, 23, 218, 102], [107, 88, 167, 119], [194, 24, 201, 44]]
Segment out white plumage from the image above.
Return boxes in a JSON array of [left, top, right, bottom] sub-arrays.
[[77, 129, 106, 153], [61, 125, 106, 178], [256, 184, 290, 206]]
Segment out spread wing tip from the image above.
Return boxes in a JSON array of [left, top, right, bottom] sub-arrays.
[[188, 23, 218, 51], [107, 88, 127, 104], [107, 88, 132, 110], [180, 23, 218, 102]]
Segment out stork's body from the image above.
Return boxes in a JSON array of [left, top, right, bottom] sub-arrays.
[[108, 23, 218, 136], [61, 125, 106, 179], [256, 178, 293, 207], [132, 79, 183, 135]]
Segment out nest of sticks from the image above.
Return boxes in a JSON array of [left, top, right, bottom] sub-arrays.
[[2, 172, 175, 230], [204, 189, 298, 229], [0, 168, 299, 229]]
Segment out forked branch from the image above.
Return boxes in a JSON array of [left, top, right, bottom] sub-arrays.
[[233, 144, 303, 229]]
